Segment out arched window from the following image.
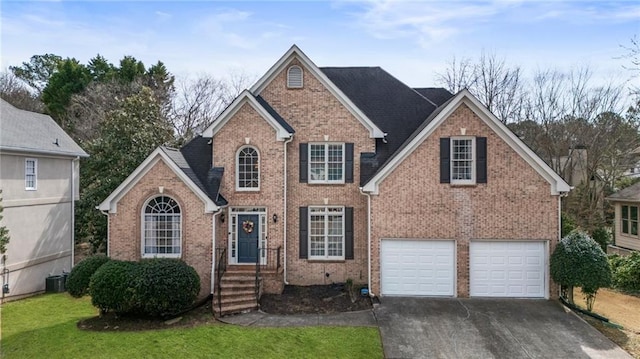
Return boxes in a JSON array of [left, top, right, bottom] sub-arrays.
[[287, 65, 303, 88], [142, 196, 181, 257], [237, 146, 260, 191]]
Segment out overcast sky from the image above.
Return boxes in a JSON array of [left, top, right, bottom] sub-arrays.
[[1, 1, 639, 89]]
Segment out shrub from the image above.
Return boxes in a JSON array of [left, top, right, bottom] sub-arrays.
[[610, 252, 640, 292], [550, 230, 611, 310], [131, 258, 200, 317], [561, 212, 577, 238], [89, 260, 138, 314], [590, 227, 610, 252], [66, 255, 110, 297]]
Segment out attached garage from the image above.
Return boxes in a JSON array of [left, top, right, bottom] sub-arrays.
[[470, 241, 546, 298], [380, 239, 455, 296]]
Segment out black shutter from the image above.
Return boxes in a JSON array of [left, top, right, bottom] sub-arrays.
[[299, 143, 308, 183], [440, 138, 450, 183], [299, 207, 308, 259], [345, 207, 354, 260], [476, 137, 487, 184], [345, 143, 354, 183]]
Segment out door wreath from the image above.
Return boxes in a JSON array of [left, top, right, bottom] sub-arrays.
[[242, 220, 254, 233]]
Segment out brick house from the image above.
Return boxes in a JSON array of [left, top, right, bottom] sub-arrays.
[[99, 45, 570, 315]]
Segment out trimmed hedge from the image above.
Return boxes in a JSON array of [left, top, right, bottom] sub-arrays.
[[89, 260, 138, 314], [132, 258, 201, 317], [66, 255, 110, 297], [88, 258, 200, 317], [609, 252, 640, 292]]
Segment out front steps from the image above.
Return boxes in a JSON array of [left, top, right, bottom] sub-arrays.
[[213, 268, 259, 317]]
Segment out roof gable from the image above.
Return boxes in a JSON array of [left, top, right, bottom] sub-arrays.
[[98, 147, 219, 213], [250, 45, 384, 138], [362, 89, 571, 195], [202, 90, 292, 140]]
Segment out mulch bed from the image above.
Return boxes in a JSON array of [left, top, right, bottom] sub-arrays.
[[259, 284, 372, 314]]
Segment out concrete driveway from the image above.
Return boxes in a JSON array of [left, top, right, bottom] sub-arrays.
[[375, 297, 631, 359]]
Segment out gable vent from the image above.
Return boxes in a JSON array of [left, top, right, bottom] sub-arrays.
[[287, 65, 303, 88]]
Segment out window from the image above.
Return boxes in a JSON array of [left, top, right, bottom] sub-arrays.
[[451, 137, 475, 184], [309, 143, 344, 183], [287, 65, 303, 88], [309, 206, 344, 260], [25, 158, 37, 190], [142, 196, 181, 257], [622, 205, 639, 236], [236, 146, 259, 190]]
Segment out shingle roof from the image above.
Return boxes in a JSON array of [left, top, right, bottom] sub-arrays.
[[413, 88, 455, 107], [320, 67, 450, 184], [0, 99, 88, 157], [607, 181, 640, 202]]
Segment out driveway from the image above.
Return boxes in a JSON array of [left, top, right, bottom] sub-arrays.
[[375, 297, 631, 359]]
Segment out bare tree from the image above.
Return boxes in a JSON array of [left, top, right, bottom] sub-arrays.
[[434, 56, 475, 94], [0, 71, 44, 112]]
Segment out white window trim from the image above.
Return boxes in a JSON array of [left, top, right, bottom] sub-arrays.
[[228, 207, 267, 265], [308, 142, 345, 184], [141, 195, 182, 258], [25, 158, 37, 190], [236, 146, 260, 192], [308, 206, 345, 260], [450, 136, 476, 185], [287, 65, 303, 88], [621, 204, 638, 236]]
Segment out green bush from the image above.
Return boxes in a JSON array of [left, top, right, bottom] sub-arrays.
[[590, 227, 611, 252], [610, 252, 640, 292], [561, 212, 577, 238], [89, 260, 138, 314], [66, 255, 110, 297], [550, 230, 611, 310], [131, 258, 200, 317]]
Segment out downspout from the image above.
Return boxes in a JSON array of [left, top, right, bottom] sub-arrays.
[[283, 135, 293, 284], [70, 157, 78, 269], [100, 210, 109, 257], [211, 209, 223, 294], [359, 188, 375, 298]]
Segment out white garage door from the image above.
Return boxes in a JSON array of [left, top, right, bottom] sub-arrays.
[[381, 240, 455, 296], [470, 241, 545, 298]]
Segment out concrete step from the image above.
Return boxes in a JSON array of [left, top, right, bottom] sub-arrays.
[[214, 296, 257, 306], [219, 289, 255, 298], [213, 302, 258, 316], [221, 275, 256, 282]]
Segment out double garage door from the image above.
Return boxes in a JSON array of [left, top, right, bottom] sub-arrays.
[[380, 240, 546, 298]]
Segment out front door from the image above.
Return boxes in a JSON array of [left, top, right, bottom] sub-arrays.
[[237, 214, 259, 263]]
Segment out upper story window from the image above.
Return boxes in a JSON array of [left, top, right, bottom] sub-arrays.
[[142, 196, 181, 258], [25, 158, 37, 190], [237, 146, 260, 191], [451, 137, 475, 185], [622, 205, 639, 236], [309, 206, 344, 260], [287, 65, 303, 88], [309, 143, 344, 183]]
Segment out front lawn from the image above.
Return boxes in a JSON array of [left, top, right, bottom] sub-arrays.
[[1, 294, 383, 359]]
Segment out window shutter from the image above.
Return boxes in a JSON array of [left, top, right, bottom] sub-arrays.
[[440, 138, 450, 183], [299, 207, 308, 259], [345, 143, 354, 183], [476, 137, 487, 183], [299, 143, 308, 183], [345, 207, 354, 260]]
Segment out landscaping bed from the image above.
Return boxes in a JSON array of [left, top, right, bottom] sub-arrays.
[[260, 284, 372, 314]]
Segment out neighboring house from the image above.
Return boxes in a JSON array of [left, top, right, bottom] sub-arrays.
[[553, 146, 589, 187], [99, 46, 570, 315], [0, 99, 88, 300], [622, 146, 640, 179], [606, 182, 640, 254]]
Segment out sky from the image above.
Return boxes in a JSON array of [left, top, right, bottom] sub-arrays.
[[1, 1, 639, 90]]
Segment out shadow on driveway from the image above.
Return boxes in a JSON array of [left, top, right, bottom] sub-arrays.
[[374, 297, 631, 359]]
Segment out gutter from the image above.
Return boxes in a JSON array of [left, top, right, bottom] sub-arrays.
[[283, 135, 293, 284]]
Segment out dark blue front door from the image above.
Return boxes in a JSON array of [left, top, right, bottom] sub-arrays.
[[238, 214, 259, 263]]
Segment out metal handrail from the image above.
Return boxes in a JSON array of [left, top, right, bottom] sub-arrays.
[[215, 247, 227, 315]]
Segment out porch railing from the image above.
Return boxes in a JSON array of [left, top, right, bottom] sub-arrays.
[[215, 247, 227, 314], [255, 246, 281, 301]]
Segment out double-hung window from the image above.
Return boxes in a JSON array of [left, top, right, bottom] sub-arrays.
[[142, 196, 181, 257], [451, 137, 475, 184], [25, 158, 37, 190], [237, 146, 259, 191], [309, 143, 344, 183], [622, 205, 639, 236], [309, 206, 344, 260]]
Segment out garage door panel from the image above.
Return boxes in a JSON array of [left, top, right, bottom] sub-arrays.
[[381, 240, 455, 296], [470, 241, 545, 298]]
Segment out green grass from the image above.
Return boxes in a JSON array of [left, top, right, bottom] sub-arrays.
[[1, 294, 383, 359]]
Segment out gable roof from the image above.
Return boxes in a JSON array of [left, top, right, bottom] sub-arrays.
[[0, 99, 88, 157], [250, 45, 385, 139], [607, 181, 640, 202], [98, 143, 223, 213], [202, 90, 293, 140], [321, 67, 444, 182], [361, 89, 571, 195]]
